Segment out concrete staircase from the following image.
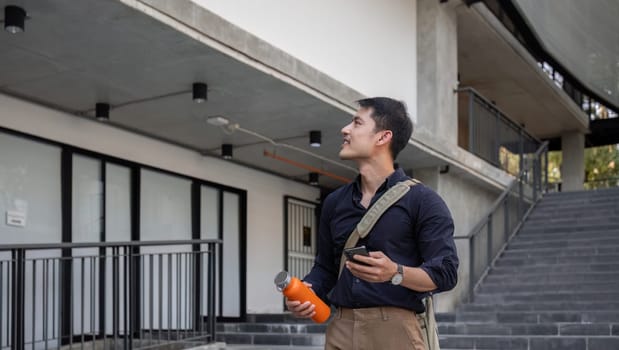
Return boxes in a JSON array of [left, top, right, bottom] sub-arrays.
[[440, 187, 619, 349], [217, 188, 619, 349]]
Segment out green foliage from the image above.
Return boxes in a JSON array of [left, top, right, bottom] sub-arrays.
[[584, 145, 619, 189], [547, 145, 619, 189]]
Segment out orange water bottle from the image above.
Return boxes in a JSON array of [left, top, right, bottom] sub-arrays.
[[274, 271, 331, 323]]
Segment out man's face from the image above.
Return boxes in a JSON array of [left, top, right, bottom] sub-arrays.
[[339, 107, 385, 160]]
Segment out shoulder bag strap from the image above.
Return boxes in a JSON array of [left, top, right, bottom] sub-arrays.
[[338, 178, 420, 276]]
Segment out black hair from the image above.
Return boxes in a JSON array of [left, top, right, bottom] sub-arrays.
[[357, 97, 413, 160]]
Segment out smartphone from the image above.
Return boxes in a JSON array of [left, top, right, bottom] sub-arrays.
[[343, 246, 371, 265]]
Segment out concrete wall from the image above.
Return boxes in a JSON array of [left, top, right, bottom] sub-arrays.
[[438, 171, 499, 311], [416, 0, 459, 147], [191, 0, 418, 121], [0, 93, 320, 314]]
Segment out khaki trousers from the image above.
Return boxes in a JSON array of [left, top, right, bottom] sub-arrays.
[[324, 306, 426, 350]]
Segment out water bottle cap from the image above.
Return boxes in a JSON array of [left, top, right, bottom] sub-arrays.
[[274, 271, 290, 292]]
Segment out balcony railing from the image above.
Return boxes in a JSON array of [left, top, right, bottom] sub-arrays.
[[0, 239, 221, 350], [457, 87, 543, 177]]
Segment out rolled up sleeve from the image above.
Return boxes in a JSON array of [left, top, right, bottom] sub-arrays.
[[417, 191, 459, 293]]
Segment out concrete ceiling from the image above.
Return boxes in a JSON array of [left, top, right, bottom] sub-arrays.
[[456, 3, 589, 140]]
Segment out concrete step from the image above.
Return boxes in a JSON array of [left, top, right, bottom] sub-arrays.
[[527, 207, 617, 217], [458, 303, 619, 314], [494, 254, 619, 266], [478, 280, 619, 294], [544, 188, 619, 198], [457, 310, 619, 324], [517, 223, 619, 235], [439, 334, 619, 350], [531, 201, 618, 211], [490, 262, 619, 275], [507, 237, 619, 249], [514, 230, 619, 241], [532, 205, 619, 214], [484, 271, 619, 285], [217, 323, 327, 334], [473, 291, 619, 304], [534, 197, 619, 208], [524, 214, 619, 224], [439, 322, 618, 336], [521, 220, 619, 232], [216, 332, 325, 347], [500, 246, 619, 258], [535, 201, 617, 211], [243, 314, 315, 323]]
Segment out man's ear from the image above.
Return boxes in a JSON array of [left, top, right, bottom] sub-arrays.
[[377, 130, 393, 145]]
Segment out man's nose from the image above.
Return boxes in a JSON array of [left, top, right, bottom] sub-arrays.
[[341, 123, 351, 135]]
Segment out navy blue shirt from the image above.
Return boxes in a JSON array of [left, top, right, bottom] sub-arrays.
[[304, 168, 459, 313]]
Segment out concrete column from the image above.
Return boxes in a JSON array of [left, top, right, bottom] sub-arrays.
[[416, 0, 458, 147], [561, 131, 585, 191]]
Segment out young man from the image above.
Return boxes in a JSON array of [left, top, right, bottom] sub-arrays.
[[286, 97, 459, 349]]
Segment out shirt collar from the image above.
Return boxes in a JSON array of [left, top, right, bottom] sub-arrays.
[[352, 167, 408, 198]]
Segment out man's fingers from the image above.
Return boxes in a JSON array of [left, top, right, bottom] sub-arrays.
[[351, 254, 375, 265], [286, 300, 316, 318], [369, 251, 386, 258]]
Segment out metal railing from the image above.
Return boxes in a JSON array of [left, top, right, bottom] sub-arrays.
[[457, 87, 541, 177], [455, 141, 548, 300], [0, 239, 221, 350]]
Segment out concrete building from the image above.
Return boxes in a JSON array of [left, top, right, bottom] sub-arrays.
[[0, 1, 617, 347]]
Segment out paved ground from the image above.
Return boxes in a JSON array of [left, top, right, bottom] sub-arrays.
[[223, 346, 322, 350], [196, 344, 322, 350]]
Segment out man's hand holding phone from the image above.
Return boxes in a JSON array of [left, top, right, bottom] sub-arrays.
[[344, 247, 399, 283], [343, 246, 371, 266]]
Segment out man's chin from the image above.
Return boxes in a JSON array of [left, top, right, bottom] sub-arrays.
[[339, 151, 352, 160]]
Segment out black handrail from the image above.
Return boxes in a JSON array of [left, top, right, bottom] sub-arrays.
[[0, 239, 223, 251], [456, 141, 548, 300]]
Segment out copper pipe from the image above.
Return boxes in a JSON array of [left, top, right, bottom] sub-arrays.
[[263, 150, 352, 184]]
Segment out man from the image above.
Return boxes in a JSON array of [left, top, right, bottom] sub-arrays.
[[286, 97, 459, 349]]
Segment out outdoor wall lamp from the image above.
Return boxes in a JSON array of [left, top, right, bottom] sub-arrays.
[[309, 172, 319, 186], [309, 130, 321, 147], [96, 103, 110, 121], [193, 83, 207, 103], [4, 5, 26, 34], [222, 144, 233, 159]]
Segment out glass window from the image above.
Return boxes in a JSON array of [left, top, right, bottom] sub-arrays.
[[105, 163, 131, 242], [0, 132, 61, 347], [0, 133, 61, 244]]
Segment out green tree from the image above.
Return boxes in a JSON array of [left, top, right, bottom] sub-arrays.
[[546, 144, 619, 190], [584, 145, 619, 189]]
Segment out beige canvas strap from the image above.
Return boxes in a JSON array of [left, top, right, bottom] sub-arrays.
[[338, 178, 419, 276], [417, 296, 441, 350]]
